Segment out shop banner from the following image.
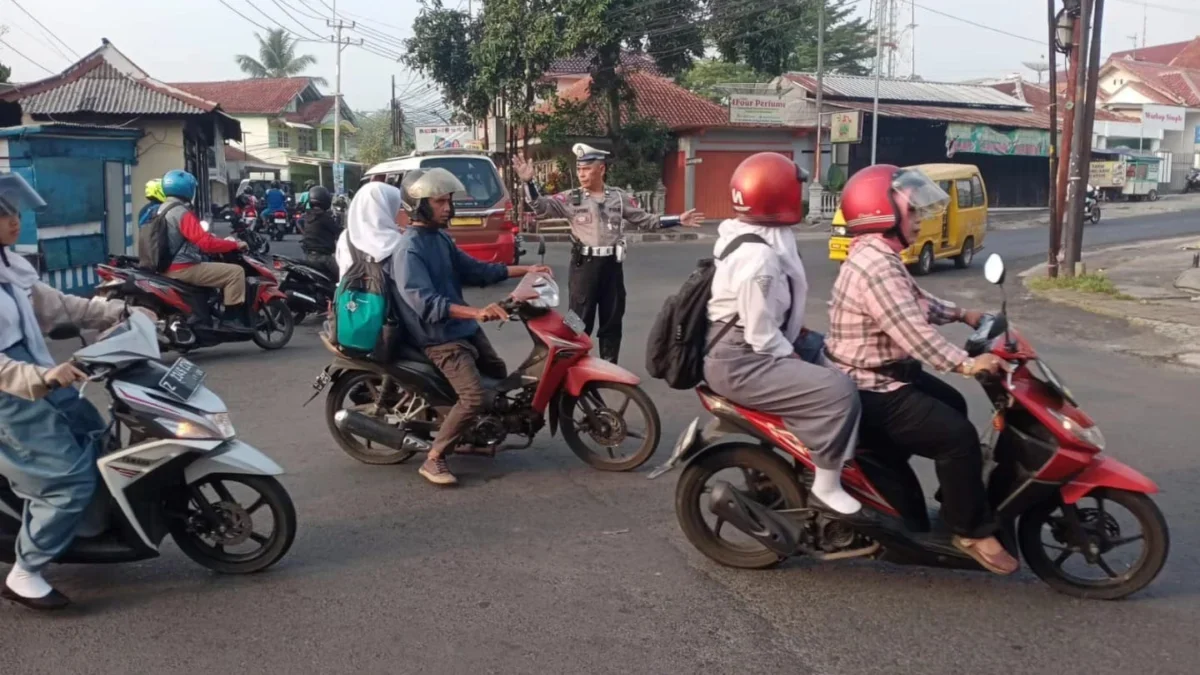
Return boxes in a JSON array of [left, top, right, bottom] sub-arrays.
[[945, 123, 1050, 157]]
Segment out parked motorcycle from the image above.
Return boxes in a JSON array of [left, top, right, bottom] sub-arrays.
[[1185, 168, 1200, 194], [0, 313, 297, 574], [271, 254, 335, 324], [653, 254, 1168, 600], [312, 260, 662, 470], [94, 251, 295, 353]]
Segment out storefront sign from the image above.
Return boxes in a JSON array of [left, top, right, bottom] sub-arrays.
[[1194, 125, 1200, 144], [829, 111, 862, 143], [945, 123, 1050, 157], [1089, 160, 1125, 188], [1141, 105, 1186, 132], [415, 125, 475, 152], [729, 95, 787, 125], [333, 162, 345, 195]]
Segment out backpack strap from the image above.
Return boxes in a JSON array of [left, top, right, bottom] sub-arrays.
[[158, 201, 189, 259], [702, 233, 769, 354]]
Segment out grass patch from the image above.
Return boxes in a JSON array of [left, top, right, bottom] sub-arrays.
[[1028, 272, 1132, 299]]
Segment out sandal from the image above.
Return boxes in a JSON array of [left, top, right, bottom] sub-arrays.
[[953, 536, 1020, 575]]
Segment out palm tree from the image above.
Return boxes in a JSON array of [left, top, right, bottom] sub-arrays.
[[236, 28, 327, 85]]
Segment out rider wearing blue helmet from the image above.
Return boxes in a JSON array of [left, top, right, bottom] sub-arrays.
[[157, 170, 252, 330]]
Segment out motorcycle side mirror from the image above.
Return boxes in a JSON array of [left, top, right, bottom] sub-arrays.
[[984, 254, 1006, 286], [200, 220, 212, 233]]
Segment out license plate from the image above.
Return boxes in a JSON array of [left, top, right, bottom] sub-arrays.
[[450, 217, 483, 227], [158, 358, 206, 402], [274, 218, 286, 224], [563, 310, 585, 334]]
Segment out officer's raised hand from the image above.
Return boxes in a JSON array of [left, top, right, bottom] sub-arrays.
[[679, 209, 705, 227], [513, 156, 535, 183]]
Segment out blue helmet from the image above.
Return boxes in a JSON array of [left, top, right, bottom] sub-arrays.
[[162, 170, 197, 201]]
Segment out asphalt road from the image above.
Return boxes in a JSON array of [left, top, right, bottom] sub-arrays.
[[5, 218, 1200, 674]]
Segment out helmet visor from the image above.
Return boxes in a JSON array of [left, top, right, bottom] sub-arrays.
[[0, 173, 47, 217], [892, 169, 949, 222]]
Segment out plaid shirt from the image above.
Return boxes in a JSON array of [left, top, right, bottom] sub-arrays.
[[826, 235, 968, 392]]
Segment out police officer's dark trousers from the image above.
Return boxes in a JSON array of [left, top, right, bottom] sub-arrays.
[[569, 252, 625, 363]]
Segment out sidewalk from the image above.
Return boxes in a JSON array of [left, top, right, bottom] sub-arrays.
[[1021, 235, 1200, 368], [991, 192, 1200, 231]]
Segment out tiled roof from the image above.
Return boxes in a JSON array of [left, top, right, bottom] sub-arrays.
[[547, 52, 661, 76], [1111, 39, 1194, 65], [785, 72, 1029, 108], [552, 71, 728, 131], [988, 80, 1135, 123], [283, 96, 335, 125], [0, 47, 220, 116], [827, 100, 1056, 129], [1169, 39, 1200, 69], [171, 78, 312, 115], [1105, 58, 1200, 106]]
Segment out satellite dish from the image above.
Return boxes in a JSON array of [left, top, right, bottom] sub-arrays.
[[1023, 61, 1051, 84]]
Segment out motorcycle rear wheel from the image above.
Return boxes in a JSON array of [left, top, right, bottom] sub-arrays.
[[168, 474, 296, 574], [675, 445, 805, 569], [325, 371, 420, 465], [1018, 488, 1168, 600], [253, 298, 294, 350], [560, 382, 660, 471]]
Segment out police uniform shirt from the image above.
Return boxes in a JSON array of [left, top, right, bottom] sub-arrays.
[[527, 186, 663, 248]]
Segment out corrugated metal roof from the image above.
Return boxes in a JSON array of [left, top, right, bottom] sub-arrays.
[[17, 62, 211, 116], [828, 101, 1053, 129], [786, 73, 1031, 109]]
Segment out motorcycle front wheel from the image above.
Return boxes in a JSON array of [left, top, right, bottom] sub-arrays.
[[560, 382, 660, 471], [252, 298, 294, 349], [168, 473, 296, 574], [1019, 488, 1169, 600]]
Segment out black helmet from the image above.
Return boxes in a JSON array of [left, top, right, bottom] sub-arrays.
[[308, 185, 332, 210], [400, 168, 466, 223], [271, 181, 281, 189]]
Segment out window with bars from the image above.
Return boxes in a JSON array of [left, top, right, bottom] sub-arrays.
[[274, 128, 290, 149]]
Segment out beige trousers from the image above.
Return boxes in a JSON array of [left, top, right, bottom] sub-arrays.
[[166, 263, 246, 306]]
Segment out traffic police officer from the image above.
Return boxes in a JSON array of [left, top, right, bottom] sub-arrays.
[[514, 144, 703, 363]]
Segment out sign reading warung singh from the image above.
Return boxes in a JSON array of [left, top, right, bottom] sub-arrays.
[[729, 95, 787, 124]]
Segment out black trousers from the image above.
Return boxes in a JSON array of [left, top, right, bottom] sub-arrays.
[[568, 255, 625, 363], [857, 371, 996, 539], [305, 251, 339, 283]]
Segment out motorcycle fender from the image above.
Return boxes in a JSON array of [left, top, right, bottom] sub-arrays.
[[563, 356, 641, 397], [184, 439, 285, 483], [256, 285, 287, 307], [1060, 456, 1158, 504]]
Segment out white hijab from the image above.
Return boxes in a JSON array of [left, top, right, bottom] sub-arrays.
[[713, 218, 808, 343], [0, 249, 55, 366], [335, 182, 405, 277]]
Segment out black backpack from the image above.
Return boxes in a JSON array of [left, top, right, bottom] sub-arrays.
[[137, 202, 186, 273], [645, 234, 765, 389]]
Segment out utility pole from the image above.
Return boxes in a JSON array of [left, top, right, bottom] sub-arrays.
[[1063, 0, 1095, 277], [327, 0, 362, 195], [1054, 1, 1082, 267], [1067, 0, 1105, 271], [808, 0, 826, 223], [871, 0, 884, 164], [1047, 0, 1061, 278]]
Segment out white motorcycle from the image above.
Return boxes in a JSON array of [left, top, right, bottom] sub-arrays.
[[0, 313, 296, 574]]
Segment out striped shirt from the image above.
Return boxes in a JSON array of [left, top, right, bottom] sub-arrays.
[[826, 235, 967, 392]]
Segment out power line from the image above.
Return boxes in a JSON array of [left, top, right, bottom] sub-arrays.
[[1111, 0, 1200, 16], [6, 0, 81, 59], [267, 0, 328, 39], [0, 36, 55, 75], [5, 17, 73, 65], [910, 2, 1041, 45], [218, 0, 276, 33]]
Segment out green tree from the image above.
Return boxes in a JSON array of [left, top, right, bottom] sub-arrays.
[[539, 96, 672, 191], [353, 109, 411, 168], [0, 61, 10, 85], [709, 0, 875, 76], [679, 59, 767, 102], [403, 1, 490, 121], [235, 28, 327, 85]]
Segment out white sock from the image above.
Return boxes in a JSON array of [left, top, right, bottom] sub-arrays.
[[6, 564, 54, 599], [811, 468, 862, 515]]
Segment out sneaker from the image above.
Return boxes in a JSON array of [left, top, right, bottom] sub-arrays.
[[419, 456, 458, 486]]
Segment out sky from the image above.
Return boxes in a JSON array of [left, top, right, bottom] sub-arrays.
[[2, 0, 1200, 113]]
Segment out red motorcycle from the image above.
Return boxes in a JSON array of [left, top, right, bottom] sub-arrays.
[[266, 209, 290, 241], [652, 254, 1168, 600], [94, 251, 294, 353], [314, 264, 662, 471]]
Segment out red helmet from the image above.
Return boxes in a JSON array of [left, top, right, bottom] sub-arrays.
[[729, 152, 808, 225], [840, 164, 949, 237]]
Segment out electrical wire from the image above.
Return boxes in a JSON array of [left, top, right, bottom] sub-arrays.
[[910, 1, 1042, 46], [6, 0, 81, 59], [267, 0, 328, 39], [0, 36, 55, 75]]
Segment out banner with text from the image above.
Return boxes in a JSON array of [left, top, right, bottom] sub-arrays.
[[945, 123, 1050, 157], [1141, 105, 1186, 132], [729, 95, 787, 125], [415, 125, 476, 152]]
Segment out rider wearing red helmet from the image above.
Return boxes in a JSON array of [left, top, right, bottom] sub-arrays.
[[704, 152, 863, 515], [825, 164, 1016, 574]]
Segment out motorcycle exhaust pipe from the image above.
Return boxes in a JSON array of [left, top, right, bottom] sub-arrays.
[[333, 410, 431, 453], [707, 480, 802, 558]]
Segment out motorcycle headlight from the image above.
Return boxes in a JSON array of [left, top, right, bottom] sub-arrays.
[[155, 413, 235, 440], [832, 226, 848, 236], [208, 413, 237, 439], [1046, 408, 1105, 451]]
